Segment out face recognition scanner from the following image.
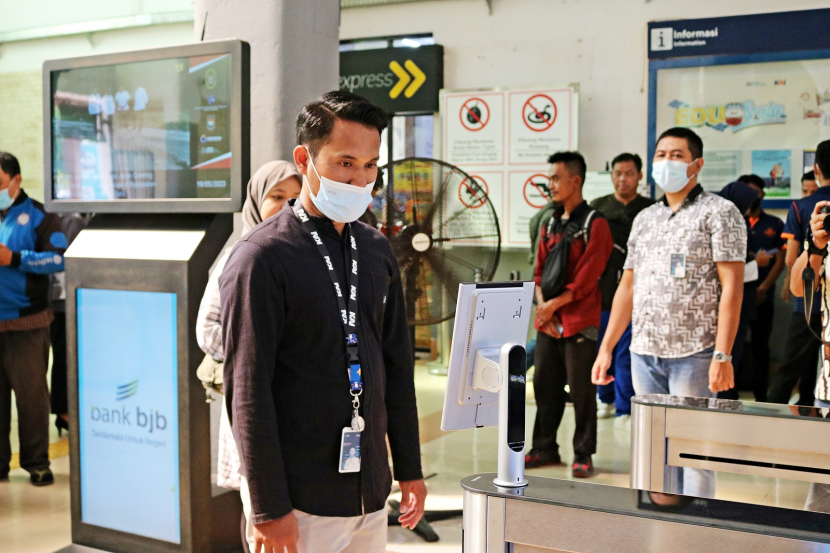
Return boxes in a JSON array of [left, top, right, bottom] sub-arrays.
[[43, 40, 249, 553], [441, 281, 535, 488], [631, 394, 830, 494]]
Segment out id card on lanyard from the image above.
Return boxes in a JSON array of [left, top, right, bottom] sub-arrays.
[[292, 201, 364, 473]]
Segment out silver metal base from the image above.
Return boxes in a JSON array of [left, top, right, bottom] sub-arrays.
[[492, 477, 528, 488]]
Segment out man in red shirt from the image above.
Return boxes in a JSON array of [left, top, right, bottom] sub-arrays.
[[527, 151, 613, 477]]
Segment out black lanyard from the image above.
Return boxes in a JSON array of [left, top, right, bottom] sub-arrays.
[[292, 201, 362, 396]]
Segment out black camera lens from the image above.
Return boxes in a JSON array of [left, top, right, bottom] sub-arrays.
[[823, 205, 830, 233]]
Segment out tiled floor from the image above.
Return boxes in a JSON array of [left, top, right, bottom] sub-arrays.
[[0, 363, 816, 553]]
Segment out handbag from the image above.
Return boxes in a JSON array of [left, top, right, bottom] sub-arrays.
[[540, 209, 596, 301]]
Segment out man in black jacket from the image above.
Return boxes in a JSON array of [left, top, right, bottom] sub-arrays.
[[221, 92, 425, 553]]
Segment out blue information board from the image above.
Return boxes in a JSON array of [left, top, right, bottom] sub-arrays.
[[77, 288, 180, 543]]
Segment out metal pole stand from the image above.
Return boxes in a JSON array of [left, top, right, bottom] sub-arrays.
[[491, 342, 528, 488]]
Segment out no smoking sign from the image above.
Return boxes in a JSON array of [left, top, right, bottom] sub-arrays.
[[522, 94, 557, 132], [459, 98, 490, 131]]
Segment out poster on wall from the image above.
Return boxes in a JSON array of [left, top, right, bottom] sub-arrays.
[[508, 89, 577, 165], [655, 57, 830, 197], [443, 92, 504, 166], [442, 86, 578, 247]]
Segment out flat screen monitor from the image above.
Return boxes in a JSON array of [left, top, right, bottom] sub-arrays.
[[43, 39, 249, 213], [441, 281, 534, 432]]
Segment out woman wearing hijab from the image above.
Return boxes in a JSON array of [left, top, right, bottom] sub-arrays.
[[196, 161, 301, 550], [717, 181, 764, 400]]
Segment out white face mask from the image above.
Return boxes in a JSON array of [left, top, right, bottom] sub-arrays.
[[652, 159, 697, 193], [305, 149, 374, 223]]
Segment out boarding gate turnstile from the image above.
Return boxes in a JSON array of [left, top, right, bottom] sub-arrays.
[[461, 473, 830, 552], [630, 394, 830, 494]]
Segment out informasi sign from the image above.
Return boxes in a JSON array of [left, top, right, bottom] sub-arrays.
[[648, 9, 830, 60]]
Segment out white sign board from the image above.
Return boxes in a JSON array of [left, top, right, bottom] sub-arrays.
[[444, 92, 505, 166], [508, 89, 577, 165], [442, 86, 578, 248]]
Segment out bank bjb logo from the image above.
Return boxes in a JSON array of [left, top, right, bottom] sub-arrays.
[[89, 380, 167, 433], [116, 379, 138, 401], [669, 99, 786, 133]]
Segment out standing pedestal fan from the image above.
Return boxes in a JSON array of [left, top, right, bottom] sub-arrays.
[[370, 157, 501, 328], [369, 158, 501, 543]]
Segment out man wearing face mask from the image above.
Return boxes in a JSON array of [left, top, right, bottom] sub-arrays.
[[220, 92, 425, 553], [592, 128, 746, 498], [0, 152, 67, 487]]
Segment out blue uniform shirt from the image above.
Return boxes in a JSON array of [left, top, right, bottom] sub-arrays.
[[782, 187, 830, 314], [0, 191, 67, 321], [749, 210, 784, 300]]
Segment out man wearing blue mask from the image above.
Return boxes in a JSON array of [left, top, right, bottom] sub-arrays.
[[591, 128, 746, 498], [0, 152, 67, 487], [220, 91, 425, 553]]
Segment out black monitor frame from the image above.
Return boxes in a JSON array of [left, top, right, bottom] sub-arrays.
[[42, 39, 249, 214]]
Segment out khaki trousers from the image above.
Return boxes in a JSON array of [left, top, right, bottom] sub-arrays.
[[240, 477, 387, 553]]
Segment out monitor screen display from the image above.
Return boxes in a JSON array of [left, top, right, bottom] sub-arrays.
[[47, 42, 247, 209], [77, 288, 180, 543]]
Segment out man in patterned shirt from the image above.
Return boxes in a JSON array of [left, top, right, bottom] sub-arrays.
[[592, 128, 746, 498]]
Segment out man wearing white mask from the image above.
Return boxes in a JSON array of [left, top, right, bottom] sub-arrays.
[[220, 91, 426, 553], [591, 127, 745, 498]]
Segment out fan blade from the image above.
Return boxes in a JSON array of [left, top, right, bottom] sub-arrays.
[[432, 233, 501, 243]]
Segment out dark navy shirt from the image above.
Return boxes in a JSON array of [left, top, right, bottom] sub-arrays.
[[748, 210, 784, 299], [782, 187, 830, 314]]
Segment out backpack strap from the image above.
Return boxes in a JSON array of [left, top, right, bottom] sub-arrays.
[[573, 209, 596, 244]]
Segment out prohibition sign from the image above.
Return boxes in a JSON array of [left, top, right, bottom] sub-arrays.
[[460, 97, 490, 131], [458, 175, 489, 209], [523, 94, 557, 132], [523, 174, 551, 208]]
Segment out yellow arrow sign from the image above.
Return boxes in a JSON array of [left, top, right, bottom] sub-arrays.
[[404, 60, 425, 98], [389, 61, 410, 99], [388, 60, 426, 99]]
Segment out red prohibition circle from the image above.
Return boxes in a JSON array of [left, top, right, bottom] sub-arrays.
[[458, 176, 489, 209], [523, 94, 557, 132], [459, 97, 490, 131], [523, 174, 551, 208]]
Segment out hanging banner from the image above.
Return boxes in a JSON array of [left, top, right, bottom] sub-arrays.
[[441, 85, 579, 247]]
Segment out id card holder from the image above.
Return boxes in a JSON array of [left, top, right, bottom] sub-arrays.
[[670, 253, 686, 278], [339, 427, 361, 473]]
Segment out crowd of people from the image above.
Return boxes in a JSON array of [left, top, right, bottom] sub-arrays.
[[2, 92, 829, 549], [525, 127, 830, 499]]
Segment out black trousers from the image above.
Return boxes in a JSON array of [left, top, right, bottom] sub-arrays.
[[768, 311, 821, 405], [0, 327, 51, 474], [50, 312, 68, 415], [532, 332, 597, 458], [749, 299, 775, 402]]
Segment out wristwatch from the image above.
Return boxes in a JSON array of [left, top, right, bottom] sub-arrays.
[[808, 238, 827, 257], [713, 350, 732, 363]]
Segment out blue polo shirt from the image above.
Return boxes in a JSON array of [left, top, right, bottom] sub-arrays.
[[782, 187, 830, 314], [749, 210, 784, 298]]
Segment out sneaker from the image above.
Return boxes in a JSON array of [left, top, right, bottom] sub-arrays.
[[524, 449, 561, 469], [614, 414, 631, 430], [572, 456, 594, 478], [30, 468, 53, 487], [597, 402, 616, 419]]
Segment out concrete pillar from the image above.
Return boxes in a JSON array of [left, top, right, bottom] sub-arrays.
[[194, 0, 340, 169]]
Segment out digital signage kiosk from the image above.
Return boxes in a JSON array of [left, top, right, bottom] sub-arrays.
[[44, 39, 249, 553]]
